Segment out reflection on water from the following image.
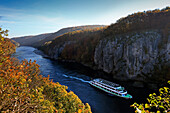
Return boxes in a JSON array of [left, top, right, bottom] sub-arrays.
[[13, 46, 152, 113]]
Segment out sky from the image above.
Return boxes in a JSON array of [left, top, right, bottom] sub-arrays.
[[0, 0, 169, 38]]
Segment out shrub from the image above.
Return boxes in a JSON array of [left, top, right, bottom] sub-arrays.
[[0, 28, 92, 113], [131, 80, 170, 113]]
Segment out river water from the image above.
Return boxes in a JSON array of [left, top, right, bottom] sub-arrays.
[[12, 46, 152, 113]]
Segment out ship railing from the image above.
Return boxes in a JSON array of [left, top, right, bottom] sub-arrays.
[[91, 81, 130, 97], [95, 81, 117, 89], [100, 82, 123, 90], [92, 82, 115, 91], [94, 81, 124, 91], [93, 82, 127, 94], [92, 81, 128, 95], [98, 79, 120, 86]]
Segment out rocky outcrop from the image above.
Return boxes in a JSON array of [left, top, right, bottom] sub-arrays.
[[44, 30, 169, 83], [48, 41, 75, 60], [94, 30, 170, 81]]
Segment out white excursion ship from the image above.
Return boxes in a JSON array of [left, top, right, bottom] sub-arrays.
[[89, 78, 132, 99]]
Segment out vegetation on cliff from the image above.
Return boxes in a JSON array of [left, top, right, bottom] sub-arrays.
[[0, 28, 92, 112], [40, 7, 169, 80], [104, 6, 170, 36], [40, 27, 106, 66], [12, 25, 105, 47], [131, 80, 170, 113]]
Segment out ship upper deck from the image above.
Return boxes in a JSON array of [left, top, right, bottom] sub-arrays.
[[93, 78, 121, 88]]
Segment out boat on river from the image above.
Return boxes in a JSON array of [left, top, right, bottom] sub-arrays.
[[89, 78, 132, 99]]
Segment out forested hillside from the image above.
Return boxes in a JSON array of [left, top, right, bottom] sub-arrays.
[[12, 25, 105, 47], [0, 28, 92, 112], [40, 27, 106, 66], [12, 33, 51, 46], [40, 7, 170, 86], [104, 6, 170, 36]]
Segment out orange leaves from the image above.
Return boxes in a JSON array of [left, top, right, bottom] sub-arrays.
[[78, 109, 82, 113], [0, 28, 92, 113], [28, 79, 32, 82]]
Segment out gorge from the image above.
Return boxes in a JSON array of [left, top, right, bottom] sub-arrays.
[[12, 7, 170, 88]]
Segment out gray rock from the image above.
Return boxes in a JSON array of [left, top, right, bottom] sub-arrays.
[[94, 30, 170, 81], [44, 30, 170, 83], [48, 41, 75, 60]]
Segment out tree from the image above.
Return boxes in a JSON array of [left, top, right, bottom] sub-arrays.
[[131, 80, 170, 113], [0, 27, 92, 112]]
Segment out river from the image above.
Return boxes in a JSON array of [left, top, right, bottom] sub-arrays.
[[12, 46, 153, 113]]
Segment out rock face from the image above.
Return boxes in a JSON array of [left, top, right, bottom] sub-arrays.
[[43, 30, 169, 83], [94, 30, 170, 81], [48, 41, 75, 60]]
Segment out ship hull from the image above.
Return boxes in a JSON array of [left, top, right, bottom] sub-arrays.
[[89, 81, 132, 99]]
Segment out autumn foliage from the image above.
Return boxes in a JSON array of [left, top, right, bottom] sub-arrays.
[[104, 7, 170, 36], [40, 27, 106, 66], [0, 28, 92, 112], [131, 81, 170, 113], [40, 7, 170, 68]]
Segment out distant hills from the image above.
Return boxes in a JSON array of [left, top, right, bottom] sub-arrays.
[[12, 25, 106, 47], [39, 7, 170, 87], [12, 33, 51, 47], [12, 7, 170, 87]]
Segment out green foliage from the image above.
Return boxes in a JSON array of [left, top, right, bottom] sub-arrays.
[[0, 28, 92, 113], [131, 80, 170, 113]]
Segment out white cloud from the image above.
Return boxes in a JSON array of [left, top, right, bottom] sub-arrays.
[[36, 16, 61, 23], [0, 6, 24, 13], [0, 20, 16, 23]]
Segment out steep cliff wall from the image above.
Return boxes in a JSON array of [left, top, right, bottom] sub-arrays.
[[43, 30, 169, 83], [41, 7, 170, 84], [94, 30, 170, 81]]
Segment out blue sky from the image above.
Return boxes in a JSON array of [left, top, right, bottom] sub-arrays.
[[0, 0, 169, 38]]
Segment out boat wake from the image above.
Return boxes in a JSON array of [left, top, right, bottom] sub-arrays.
[[62, 74, 90, 83]]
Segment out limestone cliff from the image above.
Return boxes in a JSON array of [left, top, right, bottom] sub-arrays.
[[43, 30, 169, 83], [94, 30, 169, 81], [40, 7, 170, 85]]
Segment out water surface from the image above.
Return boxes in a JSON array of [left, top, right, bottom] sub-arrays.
[[13, 46, 152, 113]]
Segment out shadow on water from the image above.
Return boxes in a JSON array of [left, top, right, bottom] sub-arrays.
[[13, 46, 155, 113]]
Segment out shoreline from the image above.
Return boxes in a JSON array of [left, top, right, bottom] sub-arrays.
[[33, 47, 158, 90]]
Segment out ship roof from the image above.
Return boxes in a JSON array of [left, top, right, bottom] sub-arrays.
[[93, 78, 121, 88]]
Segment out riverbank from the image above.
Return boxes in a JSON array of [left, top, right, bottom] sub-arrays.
[[13, 46, 157, 113], [34, 48, 162, 90]]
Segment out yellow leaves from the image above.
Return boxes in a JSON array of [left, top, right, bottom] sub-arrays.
[[78, 109, 82, 113], [20, 65, 24, 69], [163, 87, 169, 93], [168, 80, 170, 84], [156, 110, 161, 113], [132, 80, 170, 113], [19, 81, 23, 85], [22, 79, 26, 83], [28, 79, 32, 82], [145, 104, 150, 108], [0, 31, 92, 113]]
